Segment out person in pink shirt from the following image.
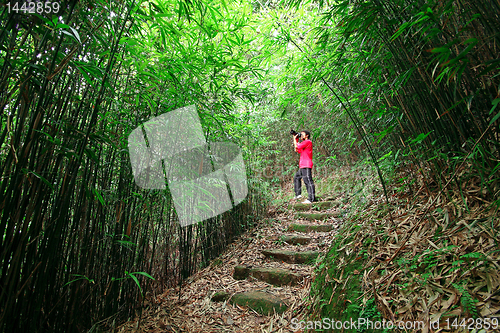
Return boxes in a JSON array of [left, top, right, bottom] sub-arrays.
[[293, 130, 316, 203]]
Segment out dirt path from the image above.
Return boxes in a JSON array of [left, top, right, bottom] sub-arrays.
[[117, 196, 345, 332]]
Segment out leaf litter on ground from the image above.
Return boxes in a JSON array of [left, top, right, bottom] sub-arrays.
[[115, 202, 342, 332], [310, 168, 500, 332]]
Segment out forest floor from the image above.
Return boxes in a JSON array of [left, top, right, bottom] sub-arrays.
[[115, 194, 347, 333], [305, 168, 500, 333], [115, 167, 500, 333]]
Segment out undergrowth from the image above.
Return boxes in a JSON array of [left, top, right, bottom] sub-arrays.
[[306, 162, 499, 333]]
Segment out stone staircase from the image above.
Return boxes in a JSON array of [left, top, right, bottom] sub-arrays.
[[211, 196, 343, 316]]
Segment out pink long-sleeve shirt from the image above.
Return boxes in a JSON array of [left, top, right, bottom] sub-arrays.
[[295, 139, 313, 168]]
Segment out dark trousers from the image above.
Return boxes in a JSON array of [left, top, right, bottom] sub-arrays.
[[294, 168, 315, 201]]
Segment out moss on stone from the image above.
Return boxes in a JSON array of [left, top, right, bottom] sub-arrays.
[[294, 251, 319, 264], [296, 212, 340, 220], [293, 203, 311, 211], [288, 224, 309, 233], [211, 291, 230, 302], [233, 265, 250, 280], [288, 223, 334, 233], [281, 235, 312, 245], [312, 200, 341, 210], [234, 265, 302, 286], [261, 249, 319, 264], [250, 267, 302, 286], [230, 291, 288, 315]]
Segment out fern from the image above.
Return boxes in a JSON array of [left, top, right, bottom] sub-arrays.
[[357, 299, 387, 332], [460, 252, 486, 260], [453, 283, 478, 318]]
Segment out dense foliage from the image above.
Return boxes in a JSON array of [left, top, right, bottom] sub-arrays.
[[1, 0, 498, 331], [254, 0, 499, 204], [0, 0, 268, 331]]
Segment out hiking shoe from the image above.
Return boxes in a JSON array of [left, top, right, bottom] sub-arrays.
[[302, 199, 312, 204], [294, 195, 302, 199]]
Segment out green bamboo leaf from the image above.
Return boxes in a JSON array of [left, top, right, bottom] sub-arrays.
[[22, 168, 53, 189], [75, 64, 96, 87], [32, 13, 51, 25], [85, 65, 104, 78], [127, 272, 143, 295], [373, 126, 394, 143], [69, 27, 81, 44], [84, 148, 98, 162], [478, 58, 500, 76], [92, 188, 105, 206], [489, 99, 500, 126], [220, 0, 228, 12], [61, 30, 79, 43], [430, 47, 450, 54], [390, 22, 410, 41], [34, 129, 55, 143], [455, 62, 468, 83], [208, 6, 218, 25], [489, 98, 500, 114], [132, 271, 155, 280], [454, 38, 477, 61], [378, 151, 392, 162], [116, 240, 136, 248], [63, 274, 94, 287], [139, 71, 160, 81], [410, 131, 432, 144], [227, 37, 238, 46]]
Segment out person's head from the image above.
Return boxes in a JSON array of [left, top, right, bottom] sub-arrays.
[[301, 130, 311, 140]]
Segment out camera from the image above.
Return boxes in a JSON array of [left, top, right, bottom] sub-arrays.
[[290, 129, 300, 138]]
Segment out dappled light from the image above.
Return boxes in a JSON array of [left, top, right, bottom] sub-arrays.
[[1, 0, 498, 331]]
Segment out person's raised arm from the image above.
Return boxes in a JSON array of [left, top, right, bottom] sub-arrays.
[[293, 135, 299, 152]]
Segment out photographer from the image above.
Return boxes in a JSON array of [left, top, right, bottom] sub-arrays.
[[291, 130, 316, 203]]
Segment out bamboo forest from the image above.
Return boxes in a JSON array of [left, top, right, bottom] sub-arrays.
[[1, 0, 499, 331]]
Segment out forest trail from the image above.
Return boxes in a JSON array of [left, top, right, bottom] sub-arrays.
[[117, 195, 348, 332]]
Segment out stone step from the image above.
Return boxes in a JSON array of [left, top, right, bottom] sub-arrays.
[[292, 200, 341, 211], [230, 291, 288, 315], [296, 211, 341, 220], [233, 265, 302, 286], [287, 223, 334, 233], [261, 249, 319, 264], [324, 195, 342, 201], [211, 291, 230, 302], [281, 234, 312, 245]]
